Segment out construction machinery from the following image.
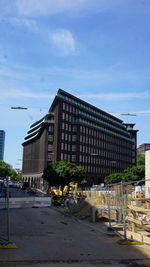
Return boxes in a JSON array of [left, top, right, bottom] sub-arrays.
[[50, 182, 78, 206]]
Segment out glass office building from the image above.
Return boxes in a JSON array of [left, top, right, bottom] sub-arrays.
[[0, 130, 5, 160]]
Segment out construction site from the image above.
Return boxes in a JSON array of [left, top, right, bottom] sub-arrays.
[[61, 178, 150, 245]]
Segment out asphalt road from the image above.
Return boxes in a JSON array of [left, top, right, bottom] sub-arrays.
[[9, 187, 45, 197], [0, 206, 150, 266]]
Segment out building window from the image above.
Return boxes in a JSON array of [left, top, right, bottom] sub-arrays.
[[62, 113, 65, 120], [72, 145, 76, 152], [63, 102, 66, 110], [48, 153, 53, 161], [72, 125, 77, 132], [71, 155, 76, 162], [61, 143, 64, 150], [48, 144, 53, 151], [61, 132, 64, 140], [69, 115, 72, 122], [72, 135, 77, 142], [49, 125, 53, 132], [48, 135, 53, 142], [66, 113, 68, 121]]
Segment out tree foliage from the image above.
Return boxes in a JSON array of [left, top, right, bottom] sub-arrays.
[[0, 160, 12, 178], [104, 165, 145, 185], [104, 173, 124, 185], [0, 160, 22, 181], [123, 165, 145, 182], [42, 160, 85, 188], [10, 170, 22, 182], [137, 154, 145, 165]]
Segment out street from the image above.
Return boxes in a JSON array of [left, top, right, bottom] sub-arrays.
[[0, 205, 150, 267], [9, 186, 45, 198]]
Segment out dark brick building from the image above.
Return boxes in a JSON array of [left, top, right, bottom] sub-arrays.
[[22, 89, 138, 188]]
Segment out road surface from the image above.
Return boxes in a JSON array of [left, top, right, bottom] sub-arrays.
[[0, 206, 150, 266]]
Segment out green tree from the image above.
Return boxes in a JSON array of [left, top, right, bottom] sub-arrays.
[[0, 160, 12, 178], [43, 160, 85, 189], [105, 165, 145, 185], [137, 154, 145, 165], [0, 160, 22, 181], [42, 162, 61, 188], [104, 173, 124, 184], [123, 165, 145, 182], [10, 170, 22, 182]]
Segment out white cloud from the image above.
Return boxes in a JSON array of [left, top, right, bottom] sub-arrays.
[[15, 0, 120, 17], [15, 0, 87, 16], [0, 89, 54, 99], [49, 29, 76, 56], [7, 17, 38, 32], [0, 0, 149, 18]]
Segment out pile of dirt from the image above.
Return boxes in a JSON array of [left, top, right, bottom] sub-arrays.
[[63, 197, 99, 220], [64, 200, 90, 219]]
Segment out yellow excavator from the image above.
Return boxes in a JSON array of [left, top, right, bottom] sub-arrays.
[[50, 182, 78, 205]]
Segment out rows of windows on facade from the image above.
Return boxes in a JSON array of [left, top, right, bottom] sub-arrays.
[[0, 130, 5, 161], [22, 89, 138, 186]]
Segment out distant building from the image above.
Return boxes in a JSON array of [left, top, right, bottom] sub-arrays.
[[14, 168, 22, 174], [137, 143, 150, 155], [22, 89, 138, 189], [0, 130, 5, 160]]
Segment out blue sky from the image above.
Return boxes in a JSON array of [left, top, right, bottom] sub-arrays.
[[0, 0, 150, 168]]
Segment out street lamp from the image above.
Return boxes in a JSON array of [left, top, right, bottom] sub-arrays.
[[11, 106, 28, 110], [120, 113, 136, 116]]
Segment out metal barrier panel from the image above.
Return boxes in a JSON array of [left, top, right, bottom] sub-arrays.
[[0, 180, 52, 246], [0, 179, 9, 244], [106, 179, 150, 244]]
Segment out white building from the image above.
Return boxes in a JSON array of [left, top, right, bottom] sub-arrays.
[[145, 150, 150, 197]]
